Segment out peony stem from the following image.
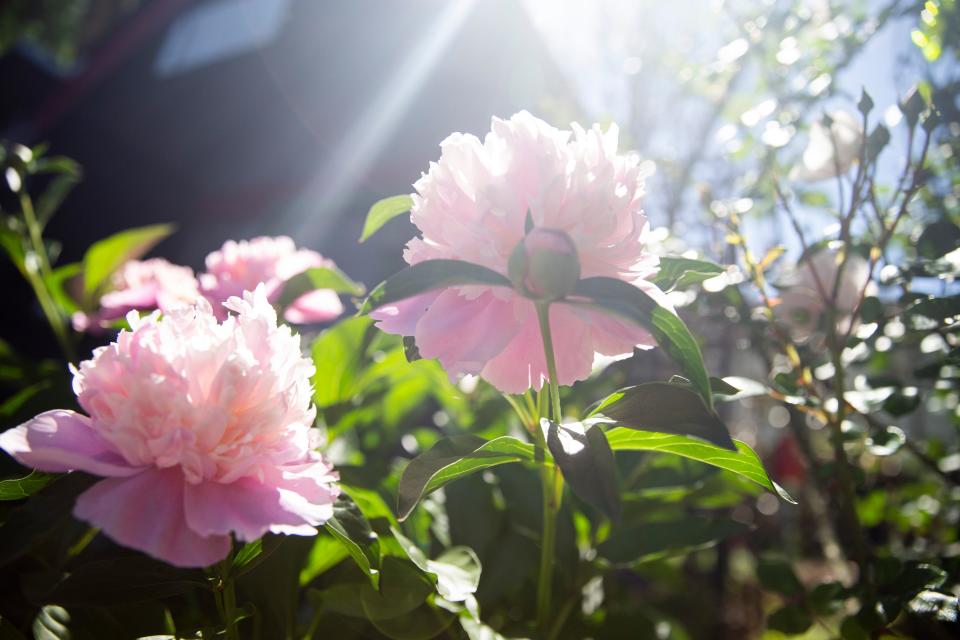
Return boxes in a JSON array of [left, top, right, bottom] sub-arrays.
[[535, 303, 564, 633], [216, 557, 240, 640], [535, 304, 562, 422]]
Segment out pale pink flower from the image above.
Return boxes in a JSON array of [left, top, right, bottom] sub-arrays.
[[791, 110, 864, 182], [776, 250, 876, 342], [372, 111, 661, 393], [72, 258, 201, 333], [200, 236, 344, 324], [1, 287, 338, 567]]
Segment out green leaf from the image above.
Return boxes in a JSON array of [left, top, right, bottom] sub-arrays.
[[866, 124, 890, 161], [318, 556, 435, 621], [311, 317, 377, 407], [604, 427, 795, 503], [0, 470, 57, 501], [571, 277, 713, 409], [358, 260, 511, 315], [359, 195, 414, 243], [900, 86, 927, 128], [857, 88, 874, 116], [300, 534, 349, 585], [546, 420, 620, 520], [906, 591, 959, 623], [757, 556, 804, 596], [906, 295, 960, 323], [0, 222, 27, 277], [0, 473, 98, 568], [809, 581, 847, 616], [917, 221, 960, 260], [397, 435, 538, 521], [709, 377, 742, 396], [587, 382, 735, 450], [840, 615, 869, 640], [232, 535, 283, 578], [37, 556, 205, 605], [896, 562, 947, 594], [35, 168, 81, 229], [325, 494, 381, 588], [43, 262, 82, 315], [767, 604, 813, 635], [276, 265, 366, 311], [391, 527, 481, 602], [650, 257, 724, 292], [598, 515, 749, 565], [81, 224, 175, 302]]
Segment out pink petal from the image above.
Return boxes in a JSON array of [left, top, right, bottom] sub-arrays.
[[548, 304, 598, 386], [578, 306, 655, 356], [0, 410, 141, 477], [371, 290, 440, 335], [480, 310, 546, 393], [100, 285, 159, 314], [183, 458, 338, 541], [74, 467, 231, 568], [283, 289, 344, 325], [480, 303, 594, 393], [414, 289, 521, 376]]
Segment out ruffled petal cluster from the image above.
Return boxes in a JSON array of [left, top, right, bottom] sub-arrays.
[[201, 236, 344, 324], [372, 111, 660, 393], [72, 258, 201, 333], [1, 287, 338, 567]]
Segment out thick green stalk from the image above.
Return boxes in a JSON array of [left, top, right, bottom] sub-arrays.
[[216, 557, 240, 640], [535, 303, 564, 633]]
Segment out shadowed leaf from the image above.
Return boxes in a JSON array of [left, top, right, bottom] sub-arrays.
[[587, 382, 735, 450], [359, 260, 511, 315], [546, 420, 620, 520], [397, 435, 537, 521]]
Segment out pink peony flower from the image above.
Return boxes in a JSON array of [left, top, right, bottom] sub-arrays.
[[200, 236, 344, 325], [372, 111, 661, 393], [775, 250, 876, 342], [1, 287, 339, 567], [72, 258, 202, 333]]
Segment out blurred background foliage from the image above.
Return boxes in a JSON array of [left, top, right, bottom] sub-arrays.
[[1, 0, 959, 639]]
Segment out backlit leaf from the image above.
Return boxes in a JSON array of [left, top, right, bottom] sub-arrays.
[[360, 195, 414, 243], [604, 427, 794, 503], [397, 435, 538, 521]]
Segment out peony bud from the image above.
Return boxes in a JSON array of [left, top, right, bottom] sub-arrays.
[[508, 227, 581, 301]]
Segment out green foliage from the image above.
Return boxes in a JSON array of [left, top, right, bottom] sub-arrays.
[[397, 435, 537, 520], [0, 470, 57, 500], [359, 194, 414, 243], [650, 257, 724, 291], [546, 420, 620, 520], [276, 265, 366, 311], [605, 428, 794, 502], [588, 382, 735, 449], [359, 259, 511, 315], [81, 224, 174, 303]]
